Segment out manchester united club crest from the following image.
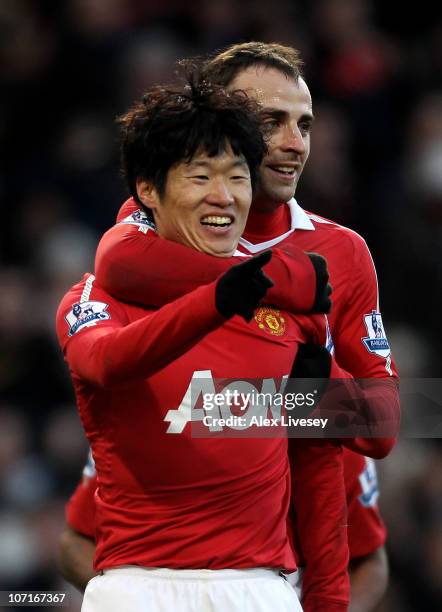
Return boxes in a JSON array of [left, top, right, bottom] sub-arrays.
[[255, 307, 286, 336]]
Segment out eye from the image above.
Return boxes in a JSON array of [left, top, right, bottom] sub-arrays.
[[230, 175, 249, 181], [264, 118, 280, 126], [263, 118, 281, 131], [191, 175, 209, 181], [299, 122, 312, 136]]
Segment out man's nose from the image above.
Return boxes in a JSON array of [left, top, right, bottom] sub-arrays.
[[280, 123, 306, 154], [205, 179, 235, 206]]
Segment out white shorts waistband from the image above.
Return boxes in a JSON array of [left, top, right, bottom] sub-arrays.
[[102, 566, 281, 581]]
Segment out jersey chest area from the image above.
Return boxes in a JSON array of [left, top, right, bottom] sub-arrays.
[[285, 231, 354, 332]]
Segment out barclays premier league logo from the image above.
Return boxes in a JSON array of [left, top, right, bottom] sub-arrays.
[[325, 316, 335, 355], [358, 457, 379, 508], [66, 301, 110, 336], [361, 310, 390, 358], [120, 208, 156, 233]]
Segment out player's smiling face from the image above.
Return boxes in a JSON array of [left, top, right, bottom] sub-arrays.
[[137, 145, 252, 257], [229, 66, 313, 211]]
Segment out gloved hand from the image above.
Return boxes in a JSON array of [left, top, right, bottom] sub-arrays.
[[290, 343, 332, 379], [215, 250, 274, 321], [306, 253, 332, 313], [286, 344, 332, 419]]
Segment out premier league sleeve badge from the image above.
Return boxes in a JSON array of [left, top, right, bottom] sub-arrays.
[[361, 310, 390, 359], [65, 301, 111, 336]]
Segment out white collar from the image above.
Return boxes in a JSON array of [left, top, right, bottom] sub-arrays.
[[238, 198, 315, 253]]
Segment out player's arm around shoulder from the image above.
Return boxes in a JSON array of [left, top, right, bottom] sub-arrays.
[[94, 210, 230, 306], [94, 209, 326, 315]]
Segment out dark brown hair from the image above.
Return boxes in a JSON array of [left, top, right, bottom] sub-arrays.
[[118, 66, 267, 204], [202, 41, 304, 88]]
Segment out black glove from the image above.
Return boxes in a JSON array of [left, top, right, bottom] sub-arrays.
[[306, 253, 332, 313], [284, 344, 332, 419], [215, 250, 274, 321], [290, 343, 332, 379]]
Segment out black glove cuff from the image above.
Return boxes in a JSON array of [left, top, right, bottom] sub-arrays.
[[307, 253, 332, 313]]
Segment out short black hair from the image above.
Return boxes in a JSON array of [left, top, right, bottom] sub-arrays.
[[118, 66, 267, 204], [202, 41, 304, 88]]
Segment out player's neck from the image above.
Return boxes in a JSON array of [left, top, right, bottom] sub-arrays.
[[244, 203, 290, 242]]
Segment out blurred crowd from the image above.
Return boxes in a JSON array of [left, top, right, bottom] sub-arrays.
[[0, 1, 441, 610]]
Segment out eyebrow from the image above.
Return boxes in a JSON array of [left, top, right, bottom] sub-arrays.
[[261, 108, 315, 123], [187, 159, 249, 170]]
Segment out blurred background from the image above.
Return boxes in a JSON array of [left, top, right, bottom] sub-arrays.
[[0, 0, 441, 610]]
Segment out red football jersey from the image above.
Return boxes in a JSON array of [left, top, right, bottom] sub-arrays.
[[66, 448, 386, 560], [95, 198, 400, 460], [343, 448, 387, 558], [57, 274, 339, 575]]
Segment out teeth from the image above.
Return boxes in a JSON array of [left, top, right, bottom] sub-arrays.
[[201, 216, 232, 225], [273, 166, 295, 174]]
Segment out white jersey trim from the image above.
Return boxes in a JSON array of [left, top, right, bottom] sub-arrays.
[[80, 274, 96, 303], [238, 199, 315, 253], [306, 213, 334, 225]]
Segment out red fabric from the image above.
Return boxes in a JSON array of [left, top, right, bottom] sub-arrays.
[[99, 201, 400, 459], [303, 598, 349, 612], [116, 197, 139, 221], [290, 439, 349, 611], [56, 275, 224, 387], [243, 200, 291, 240], [66, 476, 97, 539], [95, 210, 317, 314], [66, 449, 387, 562], [343, 448, 387, 558], [57, 274, 332, 573], [65, 447, 385, 612]]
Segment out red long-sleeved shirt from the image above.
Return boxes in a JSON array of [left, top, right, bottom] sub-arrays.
[[57, 273, 348, 597], [95, 199, 399, 460]]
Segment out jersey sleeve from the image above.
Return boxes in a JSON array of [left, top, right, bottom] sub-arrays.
[[94, 218, 319, 314], [56, 274, 225, 387], [333, 233, 397, 379], [344, 451, 387, 559], [289, 439, 350, 612], [66, 475, 97, 539], [116, 197, 139, 222], [331, 234, 400, 459]]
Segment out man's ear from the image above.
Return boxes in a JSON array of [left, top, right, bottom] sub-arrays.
[[136, 178, 160, 214]]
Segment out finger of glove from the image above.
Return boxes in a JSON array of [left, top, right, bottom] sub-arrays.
[[235, 250, 273, 276], [306, 252, 328, 275], [306, 252, 333, 313], [239, 305, 258, 322], [253, 269, 274, 289], [245, 277, 272, 300]]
